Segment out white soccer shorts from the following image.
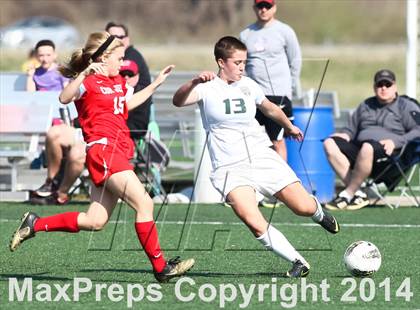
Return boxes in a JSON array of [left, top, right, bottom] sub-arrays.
[[210, 147, 300, 200]]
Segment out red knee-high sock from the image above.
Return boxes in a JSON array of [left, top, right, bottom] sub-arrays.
[[34, 212, 80, 232], [135, 221, 166, 272]]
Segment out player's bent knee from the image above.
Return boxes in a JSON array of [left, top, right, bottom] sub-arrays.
[[88, 220, 107, 231], [78, 212, 108, 231]]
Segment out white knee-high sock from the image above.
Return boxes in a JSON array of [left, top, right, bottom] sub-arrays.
[[310, 195, 324, 223], [256, 225, 308, 265]]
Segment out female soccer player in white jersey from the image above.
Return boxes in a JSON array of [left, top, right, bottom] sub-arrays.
[[173, 36, 340, 277]]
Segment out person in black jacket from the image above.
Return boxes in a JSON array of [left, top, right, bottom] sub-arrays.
[[105, 22, 152, 139]]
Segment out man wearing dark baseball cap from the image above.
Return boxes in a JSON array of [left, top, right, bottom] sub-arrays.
[[374, 69, 396, 85], [323, 69, 420, 211]]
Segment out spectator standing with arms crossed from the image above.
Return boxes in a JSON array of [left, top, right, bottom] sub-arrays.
[[240, 0, 302, 161], [106, 22, 153, 139], [10, 32, 194, 283]]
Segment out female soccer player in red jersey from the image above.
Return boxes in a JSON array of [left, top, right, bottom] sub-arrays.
[[10, 32, 194, 283]]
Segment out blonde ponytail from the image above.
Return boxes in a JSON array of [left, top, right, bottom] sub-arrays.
[[59, 32, 124, 79]]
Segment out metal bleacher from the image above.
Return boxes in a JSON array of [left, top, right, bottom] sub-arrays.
[[151, 71, 198, 141], [1, 70, 348, 143], [0, 72, 27, 91], [0, 73, 75, 196], [152, 72, 349, 137], [0, 70, 347, 199]]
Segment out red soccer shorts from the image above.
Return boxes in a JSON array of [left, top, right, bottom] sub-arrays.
[[86, 143, 133, 187]]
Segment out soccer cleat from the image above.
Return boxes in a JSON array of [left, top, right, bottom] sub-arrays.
[[154, 256, 195, 283], [10, 212, 39, 252], [286, 259, 310, 278], [319, 211, 340, 234], [29, 192, 69, 206], [346, 195, 370, 211], [32, 179, 59, 197], [324, 196, 350, 210]]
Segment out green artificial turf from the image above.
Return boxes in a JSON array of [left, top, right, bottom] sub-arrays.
[[0, 202, 419, 309]]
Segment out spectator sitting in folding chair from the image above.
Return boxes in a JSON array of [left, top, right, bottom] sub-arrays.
[[367, 137, 420, 208], [31, 118, 86, 205], [27, 39, 86, 205], [323, 69, 420, 211]]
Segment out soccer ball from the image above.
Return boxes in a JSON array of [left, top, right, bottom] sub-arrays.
[[343, 241, 381, 277]]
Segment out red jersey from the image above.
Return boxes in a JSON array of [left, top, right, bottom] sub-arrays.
[[75, 74, 134, 154]]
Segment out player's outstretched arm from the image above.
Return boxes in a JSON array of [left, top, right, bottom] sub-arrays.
[[127, 65, 174, 111], [259, 98, 303, 141], [173, 71, 216, 107]]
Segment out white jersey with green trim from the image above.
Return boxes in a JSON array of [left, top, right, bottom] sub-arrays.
[[195, 76, 272, 169]]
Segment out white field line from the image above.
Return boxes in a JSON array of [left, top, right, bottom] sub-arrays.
[[1, 218, 419, 228]]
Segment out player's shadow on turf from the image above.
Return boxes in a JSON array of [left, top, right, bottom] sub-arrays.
[[182, 271, 292, 278], [81, 268, 150, 274], [79, 268, 290, 278], [0, 273, 72, 282]]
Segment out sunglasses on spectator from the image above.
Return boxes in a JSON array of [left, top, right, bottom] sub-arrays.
[[375, 81, 393, 88], [120, 71, 135, 78], [256, 2, 273, 10], [114, 35, 127, 39]]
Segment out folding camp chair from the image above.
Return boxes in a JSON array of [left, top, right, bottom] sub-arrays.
[[366, 138, 420, 208], [133, 104, 170, 197], [68, 168, 91, 197]]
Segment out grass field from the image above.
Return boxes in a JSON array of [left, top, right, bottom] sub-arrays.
[[0, 202, 419, 309]]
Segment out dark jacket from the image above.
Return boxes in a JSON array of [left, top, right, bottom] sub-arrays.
[[125, 45, 152, 139], [341, 95, 420, 149]]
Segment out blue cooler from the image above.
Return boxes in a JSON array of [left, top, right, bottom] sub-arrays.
[[286, 106, 335, 203]]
